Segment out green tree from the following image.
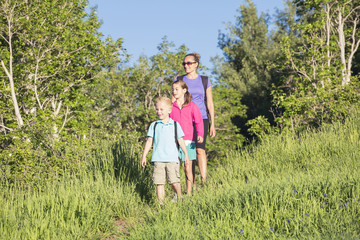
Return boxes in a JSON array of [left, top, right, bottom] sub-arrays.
[[216, 0, 282, 137], [0, 0, 123, 183], [273, 0, 360, 130], [207, 86, 246, 162], [89, 37, 188, 135]]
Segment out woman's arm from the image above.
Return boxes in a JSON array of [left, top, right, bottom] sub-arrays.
[[206, 86, 216, 138]]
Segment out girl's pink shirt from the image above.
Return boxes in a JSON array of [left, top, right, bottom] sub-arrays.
[[170, 101, 204, 141]]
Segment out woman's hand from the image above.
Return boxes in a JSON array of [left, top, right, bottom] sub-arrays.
[[210, 125, 216, 138], [197, 136, 203, 143]]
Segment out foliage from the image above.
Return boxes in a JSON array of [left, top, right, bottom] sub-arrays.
[[216, 0, 282, 129], [0, 0, 123, 184], [246, 115, 279, 140], [0, 125, 85, 185], [206, 85, 246, 163], [272, 0, 360, 130], [0, 136, 149, 239], [88, 37, 188, 134]]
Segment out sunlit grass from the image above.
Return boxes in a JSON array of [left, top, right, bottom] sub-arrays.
[[127, 112, 360, 239], [0, 138, 150, 240], [1, 113, 360, 239]]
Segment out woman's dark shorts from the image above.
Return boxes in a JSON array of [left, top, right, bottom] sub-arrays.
[[193, 119, 209, 150]]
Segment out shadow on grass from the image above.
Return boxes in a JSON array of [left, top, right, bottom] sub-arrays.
[[112, 140, 154, 203]]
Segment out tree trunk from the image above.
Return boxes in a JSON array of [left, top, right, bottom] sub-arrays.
[[0, 59, 24, 127]]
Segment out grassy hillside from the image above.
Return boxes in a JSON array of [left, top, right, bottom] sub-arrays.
[[1, 113, 359, 239], [128, 113, 360, 239]]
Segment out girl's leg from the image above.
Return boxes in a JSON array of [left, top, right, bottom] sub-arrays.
[[156, 184, 165, 205], [185, 161, 194, 195], [192, 160, 197, 190], [196, 148, 207, 184], [171, 182, 182, 198]]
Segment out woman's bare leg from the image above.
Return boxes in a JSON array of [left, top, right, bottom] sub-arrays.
[[196, 148, 207, 184]]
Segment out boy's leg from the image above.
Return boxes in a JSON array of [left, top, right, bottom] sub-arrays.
[[167, 162, 182, 198], [153, 162, 166, 205], [156, 184, 165, 205]]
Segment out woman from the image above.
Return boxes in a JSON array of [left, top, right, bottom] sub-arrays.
[[173, 52, 215, 185]]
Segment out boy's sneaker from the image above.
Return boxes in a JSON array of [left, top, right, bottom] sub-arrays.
[[171, 193, 178, 202]]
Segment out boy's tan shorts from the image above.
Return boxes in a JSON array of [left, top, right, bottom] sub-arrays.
[[152, 162, 180, 185]]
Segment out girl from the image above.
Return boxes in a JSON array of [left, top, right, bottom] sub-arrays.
[[170, 80, 203, 195]]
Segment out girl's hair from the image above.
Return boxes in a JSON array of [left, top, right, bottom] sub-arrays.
[[185, 52, 200, 67], [172, 80, 192, 106]]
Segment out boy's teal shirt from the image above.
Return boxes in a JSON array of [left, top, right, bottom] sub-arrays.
[[146, 118, 184, 163]]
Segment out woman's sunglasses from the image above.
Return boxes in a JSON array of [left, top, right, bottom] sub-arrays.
[[182, 61, 197, 66]]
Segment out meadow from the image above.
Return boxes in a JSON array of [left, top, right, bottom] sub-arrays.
[[1, 113, 359, 239]]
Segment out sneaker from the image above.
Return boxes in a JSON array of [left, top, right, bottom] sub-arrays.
[[171, 193, 178, 202]]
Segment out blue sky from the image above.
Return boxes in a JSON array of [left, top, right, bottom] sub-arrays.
[[88, 0, 285, 70]]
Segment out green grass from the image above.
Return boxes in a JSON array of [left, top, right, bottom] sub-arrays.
[[127, 113, 360, 239], [1, 113, 360, 239], [0, 138, 151, 239]]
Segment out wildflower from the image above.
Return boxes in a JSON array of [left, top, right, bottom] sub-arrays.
[[270, 227, 274, 231], [323, 200, 327, 204], [287, 220, 291, 224], [323, 193, 328, 197], [306, 213, 310, 217], [240, 229, 244, 235], [293, 189, 298, 194]]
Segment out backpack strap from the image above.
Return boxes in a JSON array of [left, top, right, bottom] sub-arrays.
[[174, 121, 179, 150], [153, 122, 158, 140], [176, 75, 184, 81], [200, 76, 208, 116]]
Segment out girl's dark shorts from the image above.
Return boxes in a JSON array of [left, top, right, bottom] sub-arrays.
[[193, 119, 209, 150]]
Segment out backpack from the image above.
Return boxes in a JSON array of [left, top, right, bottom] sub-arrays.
[[153, 121, 179, 150], [176, 75, 209, 116]]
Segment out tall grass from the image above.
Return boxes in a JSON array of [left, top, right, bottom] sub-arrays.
[[0, 137, 152, 239], [127, 112, 360, 239], [1, 113, 360, 239]]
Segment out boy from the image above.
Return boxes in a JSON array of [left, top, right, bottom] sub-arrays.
[[141, 97, 190, 205]]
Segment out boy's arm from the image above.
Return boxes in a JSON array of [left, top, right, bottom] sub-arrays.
[[141, 137, 153, 168], [178, 137, 190, 166]]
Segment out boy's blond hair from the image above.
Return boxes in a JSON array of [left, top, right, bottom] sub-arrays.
[[155, 97, 172, 109]]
